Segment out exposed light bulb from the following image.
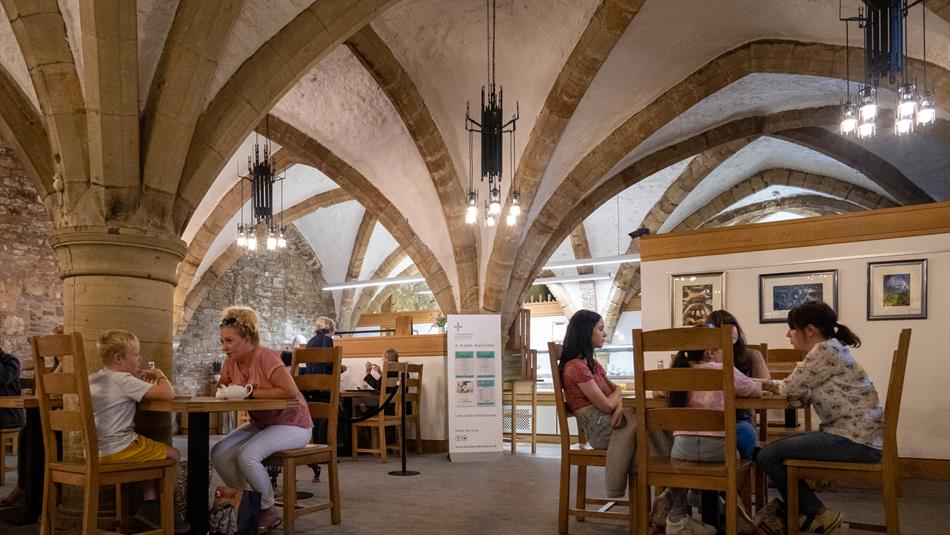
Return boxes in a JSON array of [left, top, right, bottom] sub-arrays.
[[486, 214, 496, 227], [277, 236, 287, 248], [488, 200, 501, 215], [237, 234, 247, 247], [266, 236, 277, 251], [895, 117, 913, 136], [857, 121, 875, 138], [506, 212, 517, 226], [509, 201, 521, 217], [247, 237, 258, 251], [840, 117, 857, 135], [465, 204, 477, 224], [859, 103, 877, 122], [917, 90, 936, 126]]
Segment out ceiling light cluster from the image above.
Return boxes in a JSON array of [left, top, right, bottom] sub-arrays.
[[236, 123, 287, 252], [839, 0, 936, 139], [465, 0, 520, 228]]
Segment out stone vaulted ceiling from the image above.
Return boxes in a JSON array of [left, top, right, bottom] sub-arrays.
[[0, 0, 948, 336]]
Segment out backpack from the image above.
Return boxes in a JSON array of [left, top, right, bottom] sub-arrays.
[[209, 486, 261, 535]]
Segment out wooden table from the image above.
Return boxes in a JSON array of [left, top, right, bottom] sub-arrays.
[[0, 394, 63, 409], [339, 390, 378, 455], [139, 397, 297, 535]]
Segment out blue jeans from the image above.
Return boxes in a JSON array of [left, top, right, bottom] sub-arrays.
[[757, 431, 882, 516], [736, 419, 757, 460]]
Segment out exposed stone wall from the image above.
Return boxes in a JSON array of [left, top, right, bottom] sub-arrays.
[[0, 136, 63, 359], [173, 239, 333, 395]]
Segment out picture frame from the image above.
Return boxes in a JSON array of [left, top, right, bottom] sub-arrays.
[[670, 272, 725, 327], [759, 269, 837, 323], [867, 259, 927, 320]]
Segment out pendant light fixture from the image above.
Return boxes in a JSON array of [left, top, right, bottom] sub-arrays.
[[236, 118, 287, 252], [465, 0, 520, 227]]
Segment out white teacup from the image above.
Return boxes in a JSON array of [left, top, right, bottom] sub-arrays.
[[216, 384, 253, 400]]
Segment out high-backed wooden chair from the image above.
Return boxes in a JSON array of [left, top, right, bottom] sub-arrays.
[[264, 346, 343, 533], [633, 326, 753, 535], [503, 349, 538, 455], [548, 343, 635, 534], [351, 361, 407, 462], [786, 328, 911, 535], [30, 333, 175, 535], [766, 347, 812, 435], [404, 363, 424, 454]]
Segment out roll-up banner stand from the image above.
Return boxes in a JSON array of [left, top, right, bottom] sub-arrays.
[[445, 314, 503, 462]]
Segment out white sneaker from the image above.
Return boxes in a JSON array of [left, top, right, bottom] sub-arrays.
[[665, 515, 718, 535]]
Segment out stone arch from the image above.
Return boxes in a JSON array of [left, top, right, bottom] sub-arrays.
[[482, 0, 646, 315], [492, 38, 949, 330], [0, 63, 52, 197], [349, 247, 407, 327], [263, 114, 457, 315], [345, 25, 480, 312], [173, 0, 393, 234], [366, 264, 420, 314], [336, 209, 377, 330], [699, 196, 863, 228]]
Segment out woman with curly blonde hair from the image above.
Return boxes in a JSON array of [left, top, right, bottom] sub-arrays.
[[211, 306, 311, 531]]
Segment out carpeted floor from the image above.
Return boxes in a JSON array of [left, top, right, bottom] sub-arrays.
[[0, 441, 947, 533]]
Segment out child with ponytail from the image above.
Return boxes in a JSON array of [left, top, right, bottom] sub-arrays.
[[757, 300, 883, 534]]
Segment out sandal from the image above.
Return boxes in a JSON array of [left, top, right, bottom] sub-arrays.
[[258, 517, 283, 534]]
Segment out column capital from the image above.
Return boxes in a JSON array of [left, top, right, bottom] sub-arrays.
[[49, 226, 186, 285]]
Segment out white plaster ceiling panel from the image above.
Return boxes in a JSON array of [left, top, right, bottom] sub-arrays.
[[560, 282, 584, 312], [584, 157, 694, 262], [720, 185, 841, 214], [372, 0, 600, 195], [822, 126, 950, 202], [205, 0, 312, 105], [359, 222, 399, 281], [660, 136, 893, 232], [530, 0, 950, 224], [544, 235, 579, 267], [58, 0, 83, 93], [136, 0, 178, 110], [271, 46, 459, 302], [181, 134, 289, 243], [389, 255, 414, 279], [0, 3, 38, 111], [294, 200, 367, 311]]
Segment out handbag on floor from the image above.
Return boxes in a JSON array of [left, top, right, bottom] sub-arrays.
[[209, 486, 261, 535]]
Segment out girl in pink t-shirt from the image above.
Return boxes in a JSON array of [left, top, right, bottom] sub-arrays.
[[210, 306, 312, 531]]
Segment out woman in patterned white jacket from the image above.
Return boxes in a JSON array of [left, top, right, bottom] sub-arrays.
[[757, 300, 883, 534]]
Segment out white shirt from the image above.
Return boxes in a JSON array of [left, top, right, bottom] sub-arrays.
[[88, 368, 153, 457]]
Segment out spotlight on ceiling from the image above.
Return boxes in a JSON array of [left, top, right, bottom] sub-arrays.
[[628, 228, 650, 240]]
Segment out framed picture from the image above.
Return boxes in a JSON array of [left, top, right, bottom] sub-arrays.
[[759, 270, 837, 323], [867, 259, 927, 320], [670, 272, 725, 327]]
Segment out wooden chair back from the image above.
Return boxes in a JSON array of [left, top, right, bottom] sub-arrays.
[[380, 361, 408, 417], [29, 333, 99, 470], [547, 343, 574, 451], [405, 363, 423, 415], [765, 348, 804, 379], [882, 329, 912, 467], [292, 346, 343, 449]]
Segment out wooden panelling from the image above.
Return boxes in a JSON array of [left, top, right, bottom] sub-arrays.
[[641, 202, 950, 261], [335, 334, 446, 358], [356, 310, 440, 329], [523, 301, 562, 317], [900, 458, 950, 480]]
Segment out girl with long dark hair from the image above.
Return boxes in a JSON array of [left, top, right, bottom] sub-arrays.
[[757, 301, 882, 534], [705, 310, 769, 460]]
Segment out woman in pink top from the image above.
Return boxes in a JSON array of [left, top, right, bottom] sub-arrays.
[[210, 306, 312, 531]]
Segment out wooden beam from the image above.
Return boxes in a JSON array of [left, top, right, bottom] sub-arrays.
[[641, 202, 950, 261], [355, 310, 440, 330], [334, 334, 446, 358]]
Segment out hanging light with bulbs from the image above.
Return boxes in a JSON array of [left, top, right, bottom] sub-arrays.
[[465, 0, 520, 228], [236, 118, 287, 253]]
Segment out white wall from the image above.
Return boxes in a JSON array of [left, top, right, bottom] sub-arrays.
[[640, 233, 950, 460]]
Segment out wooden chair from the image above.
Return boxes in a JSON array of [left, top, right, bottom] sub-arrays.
[[633, 326, 754, 535], [0, 427, 19, 485], [351, 361, 407, 462], [765, 347, 812, 435], [548, 343, 635, 534], [30, 333, 175, 535], [503, 349, 538, 455], [405, 363, 423, 454], [786, 328, 911, 535], [264, 346, 343, 533]]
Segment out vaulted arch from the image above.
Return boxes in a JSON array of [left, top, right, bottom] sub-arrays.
[[0, 63, 51, 197], [336, 209, 377, 330]]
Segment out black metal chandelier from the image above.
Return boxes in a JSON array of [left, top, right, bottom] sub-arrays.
[[465, 0, 520, 227], [236, 122, 287, 252], [838, 0, 936, 138]]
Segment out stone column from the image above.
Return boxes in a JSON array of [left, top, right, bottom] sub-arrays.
[[48, 226, 185, 523]]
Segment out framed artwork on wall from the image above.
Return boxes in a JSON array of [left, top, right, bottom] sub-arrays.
[[670, 272, 725, 327], [867, 259, 927, 320], [759, 269, 837, 323]]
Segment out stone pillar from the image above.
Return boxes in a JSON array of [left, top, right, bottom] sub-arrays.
[[48, 226, 185, 523]]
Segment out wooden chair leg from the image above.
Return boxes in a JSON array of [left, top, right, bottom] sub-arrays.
[[328, 453, 341, 525], [636, 481, 650, 535], [882, 468, 901, 535], [162, 466, 175, 535], [787, 466, 800, 535], [378, 426, 386, 462], [40, 477, 54, 535], [414, 420, 422, 455], [557, 459, 569, 534], [82, 482, 100, 535], [627, 474, 636, 535], [575, 465, 587, 522], [282, 458, 296, 535], [114, 484, 125, 528], [754, 468, 766, 514], [726, 485, 737, 535], [351, 424, 358, 460]]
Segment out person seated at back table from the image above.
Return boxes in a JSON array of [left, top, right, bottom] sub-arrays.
[[363, 348, 412, 415], [0, 344, 24, 431], [89, 330, 184, 531], [303, 316, 345, 482]]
